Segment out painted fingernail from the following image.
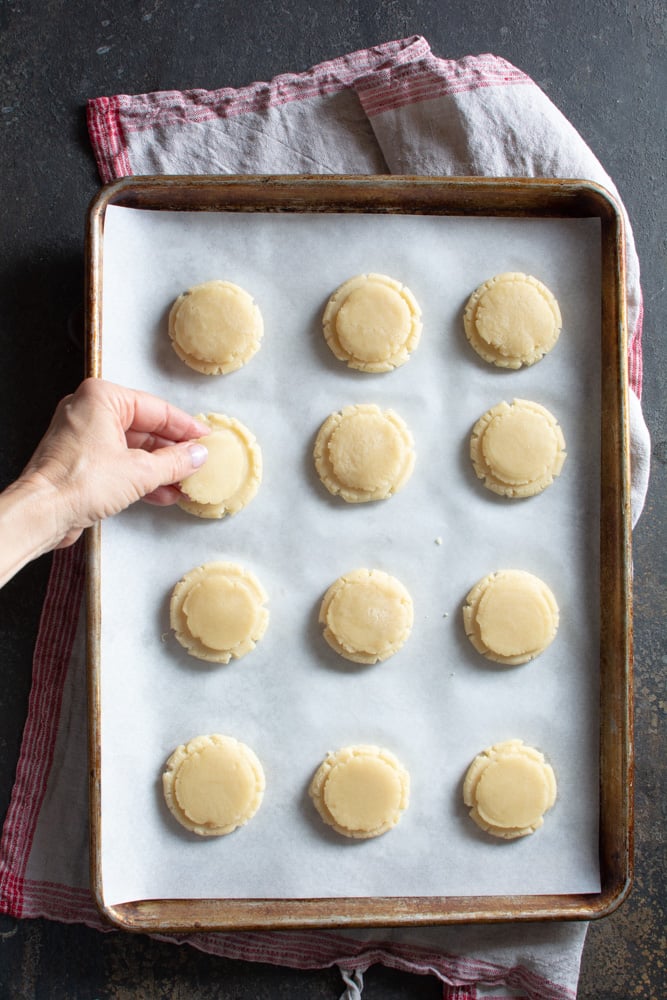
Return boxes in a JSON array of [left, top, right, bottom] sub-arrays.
[[188, 443, 208, 468]]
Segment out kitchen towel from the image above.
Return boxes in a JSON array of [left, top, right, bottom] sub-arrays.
[[1, 37, 650, 1000]]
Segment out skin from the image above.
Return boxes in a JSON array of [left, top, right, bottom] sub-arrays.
[[0, 378, 209, 588]]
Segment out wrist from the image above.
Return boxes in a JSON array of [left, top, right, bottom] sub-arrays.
[[0, 475, 68, 587]]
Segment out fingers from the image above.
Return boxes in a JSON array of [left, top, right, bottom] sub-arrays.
[[131, 440, 209, 496], [126, 389, 210, 442], [64, 380, 212, 509], [141, 484, 184, 507], [126, 430, 180, 452], [77, 379, 210, 442]]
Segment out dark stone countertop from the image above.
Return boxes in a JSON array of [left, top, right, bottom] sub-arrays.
[[0, 2, 664, 997]]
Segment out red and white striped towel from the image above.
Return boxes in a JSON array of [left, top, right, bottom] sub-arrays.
[[1, 37, 650, 1000]]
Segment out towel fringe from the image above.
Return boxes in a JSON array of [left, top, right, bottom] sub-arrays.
[[339, 967, 364, 999]]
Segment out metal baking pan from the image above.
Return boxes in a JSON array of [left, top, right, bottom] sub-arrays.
[[85, 175, 632, 932]]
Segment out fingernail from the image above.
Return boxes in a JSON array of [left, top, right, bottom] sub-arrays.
[[188, 443, 208, 468]]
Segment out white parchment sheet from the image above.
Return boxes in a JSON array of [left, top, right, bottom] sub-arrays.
[[99, 206, 601, 905]]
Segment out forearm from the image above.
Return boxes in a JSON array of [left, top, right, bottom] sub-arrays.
[[0, 477, 64, 588]]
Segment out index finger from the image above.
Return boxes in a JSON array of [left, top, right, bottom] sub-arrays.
[[122, 387, 210, 442]]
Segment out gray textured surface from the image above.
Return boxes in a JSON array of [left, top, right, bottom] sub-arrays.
[[0, 1, 665, 997]]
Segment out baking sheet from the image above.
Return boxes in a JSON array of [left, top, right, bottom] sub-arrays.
[[98, 205, 601, 906]]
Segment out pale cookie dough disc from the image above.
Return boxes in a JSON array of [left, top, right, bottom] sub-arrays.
[[463, 739, 557, 839], [470, 398, 566, 497], [168, 280, 263, 375], [323, 273, 422, 372], [319, 568, 414, 664], [163, 734, 265, 836], [309, 745, 410, 839], [463, 570, 559, 665], [170, 561, 269, 664], [314, 403, 415, 503], [463, 272, 562, 368], [178, 413, 262, 519]]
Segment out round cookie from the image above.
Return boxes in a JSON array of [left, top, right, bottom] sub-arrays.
[[323, 273, 422, 372], [178, 412, 262, 519], [470, 398, 566, 498], [463, 739, 557, 839], [163, 734, 265, 836], [168, 280, 263, 375], [463, 272, 561, 369], [319, 568, 414, 664], [463, 570, 559, 665], [170, 561, 269, 664], [314, 403, 415, 503], [309, 744, 410, 839]]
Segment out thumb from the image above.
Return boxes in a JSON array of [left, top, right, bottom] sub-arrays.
[[137, 440, 209, 494]]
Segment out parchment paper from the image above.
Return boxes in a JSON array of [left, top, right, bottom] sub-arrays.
[[99, 205, 601, 905]]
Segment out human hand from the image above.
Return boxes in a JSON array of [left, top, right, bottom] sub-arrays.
[[16, 378, 210, 550]]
